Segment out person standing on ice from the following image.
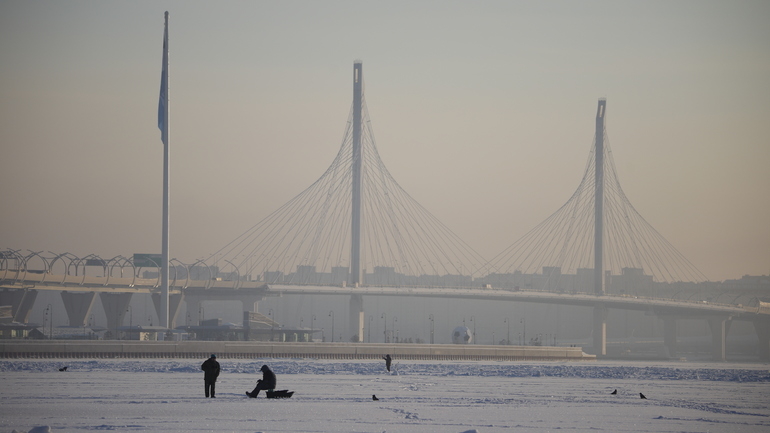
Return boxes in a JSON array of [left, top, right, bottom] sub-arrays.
[[383, 354, 392, 372], [246, 364, 276, 398], [201, 354, 220, 398]]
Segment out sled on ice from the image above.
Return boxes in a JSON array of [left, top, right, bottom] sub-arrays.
[[266, 390, 294, 399]]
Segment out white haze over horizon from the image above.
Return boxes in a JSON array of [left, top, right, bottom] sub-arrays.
[[1, 1, 769, 282]]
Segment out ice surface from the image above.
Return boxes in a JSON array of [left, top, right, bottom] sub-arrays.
[[1, 359, 768, 432]]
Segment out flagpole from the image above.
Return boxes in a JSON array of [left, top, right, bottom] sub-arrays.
[[159, 11, 170, 331]]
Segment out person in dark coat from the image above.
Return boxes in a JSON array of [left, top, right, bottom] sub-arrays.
[[201, 354, 220, 398], [246, 364, 277, 398], [383, 354, 392, 372]]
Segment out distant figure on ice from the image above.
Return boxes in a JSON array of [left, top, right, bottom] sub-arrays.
[[372, 394, 379, 401], [247, 364, 276, 398], [610, 389, 617, 395], [59, 366, 68, 372], [382, 354, 392, 372], [201, 354, 220, 398], [639, 392, 647, 399]]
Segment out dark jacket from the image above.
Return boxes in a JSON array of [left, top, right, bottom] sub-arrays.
[[260, 366, 277, 389], [201, 358, 220, 381]]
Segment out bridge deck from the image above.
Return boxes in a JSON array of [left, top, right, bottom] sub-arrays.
[[1, 273, 763, 318]]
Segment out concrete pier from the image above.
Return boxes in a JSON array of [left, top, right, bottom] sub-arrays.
[[592, 305, 607, 356], [99, 292, 133, 335], [152, 293, 184, 328], [60, 291, 97, 327], [0, 288, 38, 322], [349, 294, 364, 342], [708, 317, 730, 362], [663, 317, 678, 357]]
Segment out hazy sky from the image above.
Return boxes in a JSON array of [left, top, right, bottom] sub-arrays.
[[1, 1, 768, 282]]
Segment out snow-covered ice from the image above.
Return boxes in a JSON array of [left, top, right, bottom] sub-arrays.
[[1, 358, 768, 432]]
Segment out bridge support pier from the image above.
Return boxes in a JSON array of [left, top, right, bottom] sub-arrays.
[[0, 288, 38, 323], [184, 296, 204, 326], [752, 319, 770, 361], [707, 317, 732, 362], [349, 294, 364, 342], [99, 292, 133, 339], [151, 292, 184, 329], [60, 291, 97, 327], [241, 296, 261, 315], [592, 305, 607, 356], [663, 317, 678, 358]]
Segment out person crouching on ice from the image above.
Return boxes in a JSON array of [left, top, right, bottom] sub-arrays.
[[246, 364, 276, 398]]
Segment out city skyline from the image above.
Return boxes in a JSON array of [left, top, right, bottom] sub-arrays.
[[1, 1, 768, 282]]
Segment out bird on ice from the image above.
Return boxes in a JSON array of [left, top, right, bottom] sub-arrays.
[[640, 393, 647, 399], [372, 395, 379, 401], [610, 389, 617, 395]]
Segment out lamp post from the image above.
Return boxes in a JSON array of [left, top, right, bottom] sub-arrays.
[[368, 315, 373, 343], [428, 314, 434, 344], [300, 317, 304, 342], [268, 308, 274, 342], [504, 317, 510, 345], [328, 310, 334, 343], [127, 306, 133, 329], [45, 304, 52, 339], [381, 313, 387, 343], [311, 314, 316, 342], [392, 316, 397, 343], [521, 318, 526, 346]]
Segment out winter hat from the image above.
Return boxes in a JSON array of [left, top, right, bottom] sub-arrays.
[[210, 354, 216, 358], [260, 365, 268, 371]]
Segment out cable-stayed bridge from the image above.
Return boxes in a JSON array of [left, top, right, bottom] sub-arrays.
[[2, 62, 769, 360]]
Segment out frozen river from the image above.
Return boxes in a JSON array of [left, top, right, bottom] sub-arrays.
[[1, 358, 769, 432]]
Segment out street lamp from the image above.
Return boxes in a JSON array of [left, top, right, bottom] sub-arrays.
[[368, 315, 373, 343], [328, 311, 334, 343], [268, 308, 274, 342], [521, 318, 526, 346], [504, 317, 510, 345], [392, 316, 397, 343], [312, 314, 316, 342], [381, 313, 387, 343], [300, 317, 304, 342], [126, 306, 133, 340], [89, 314, 95, 340], [428, 314, 434, 344], [45, 304, 52, 339]]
